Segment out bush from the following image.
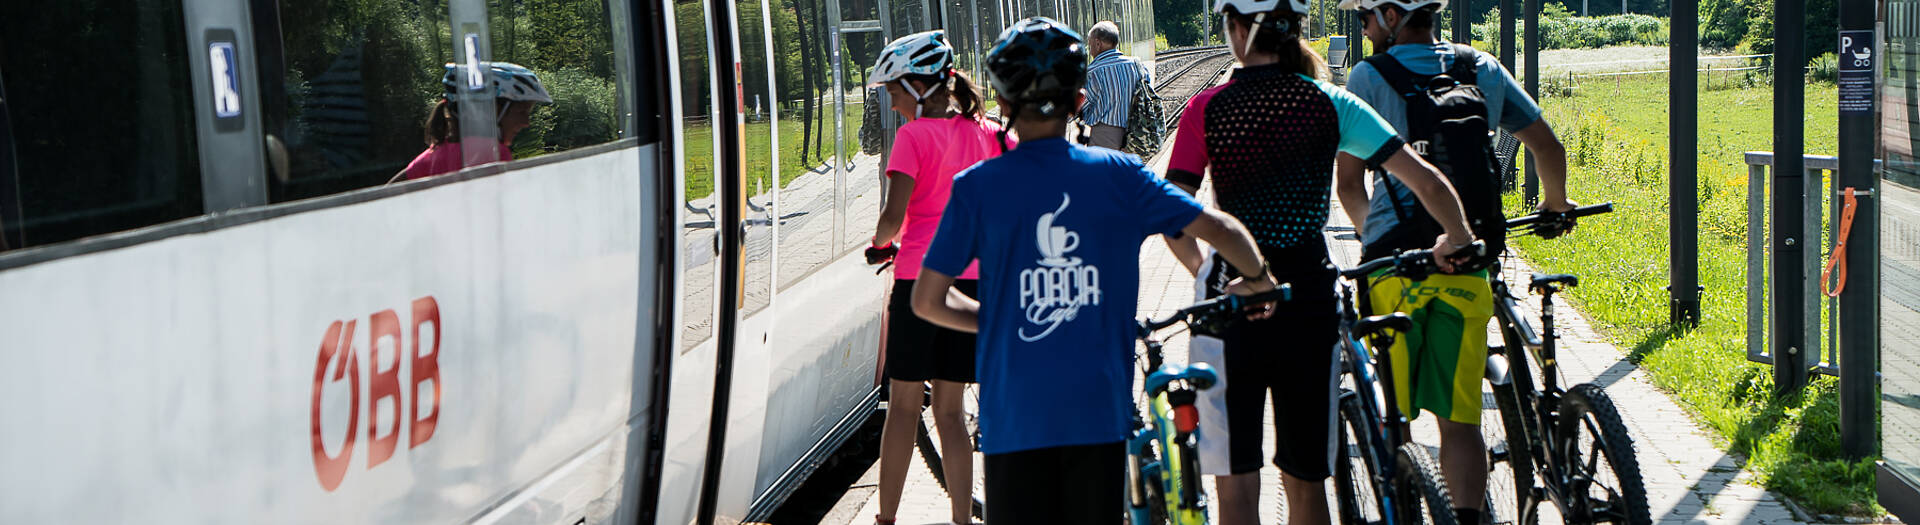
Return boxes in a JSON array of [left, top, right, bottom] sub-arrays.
[[1808, 52, 1839, 84], [1472, 10, 1668, 52], [513, 67, 620, 158]]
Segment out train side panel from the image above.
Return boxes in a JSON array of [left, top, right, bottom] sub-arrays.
[[0, 147, 649, 525]]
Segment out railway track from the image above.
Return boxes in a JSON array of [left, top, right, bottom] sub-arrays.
[[1152, 48, 1235, 129]]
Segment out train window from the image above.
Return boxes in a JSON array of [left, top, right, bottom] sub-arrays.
[[487, 0, 623, 159], [0, 0, 204, 251], [773, 0, 839, 289], [739, 0, 775, 314], [677, 0, 718, 352], [840, 31, 884, 252], [255, 0, 451, 201]]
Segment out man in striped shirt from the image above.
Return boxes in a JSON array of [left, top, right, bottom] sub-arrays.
[[1081, 21, 1147, 151]]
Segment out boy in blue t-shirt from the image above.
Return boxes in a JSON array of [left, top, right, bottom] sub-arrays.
[[909, 18, 1279, 523]]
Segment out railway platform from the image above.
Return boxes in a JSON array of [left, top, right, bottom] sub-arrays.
[[807, 67, 1813, 524]]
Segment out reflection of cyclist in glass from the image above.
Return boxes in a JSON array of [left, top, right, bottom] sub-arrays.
[[864, 29, 1004, 525], [1160, 0, 1477, 522], [397, 62, 551, 181], [911, 18, 1276, 523]]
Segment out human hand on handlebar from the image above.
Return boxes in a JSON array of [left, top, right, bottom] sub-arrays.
[[1536, 199, 1580, 239], [1224, 272, 1281, 320], [1429, 233, 1480, 273], [864, 241, 899, 273]]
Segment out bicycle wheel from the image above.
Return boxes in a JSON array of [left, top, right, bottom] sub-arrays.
[[1555, 384, 1652, 525], [1393, 442, 1459, 525], [1494, 332, 1544, 525], [1332, 393, 1388, 525], [916, 384, 986, 519], [1484, 349, 1536, 525], [1125, 440, 1171, 525]]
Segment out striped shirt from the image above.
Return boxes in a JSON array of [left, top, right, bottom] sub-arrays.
[[1082, 50, 1147, 128]]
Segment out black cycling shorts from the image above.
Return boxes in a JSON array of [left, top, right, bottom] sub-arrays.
[[984, 441, 1125, 524], [1216, 289, 1341, 480], [884, 279, 978, 383]]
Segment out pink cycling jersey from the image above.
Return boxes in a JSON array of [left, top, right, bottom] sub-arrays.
[[404, 142, 514, 180], [882, 115, 1011, 280]]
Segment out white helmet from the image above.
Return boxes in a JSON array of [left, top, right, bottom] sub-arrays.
[[1336, 0, 1447, 12], [1212, 0, 1310, 16], [871, 30, 954, 86]]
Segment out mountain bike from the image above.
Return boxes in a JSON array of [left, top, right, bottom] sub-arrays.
[[1129, 286, 1292, 525], [1480, 203, 1652, 525], [1332, 248, 1467, 525]]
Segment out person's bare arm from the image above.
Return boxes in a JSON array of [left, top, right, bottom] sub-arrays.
[[872, 173, 918, 245], [1380, 147, 1476, 267], [1511, 118, 1574, 212], [1335, 152, 1371, 238], [1158, 179, 1207, 275], [911, 268, 979, 333], [1180, 209, 1278, 302]]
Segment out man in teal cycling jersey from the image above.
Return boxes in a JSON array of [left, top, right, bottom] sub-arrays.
[[1334, 1, 1576, 523], [910, 17, 1278, 524]]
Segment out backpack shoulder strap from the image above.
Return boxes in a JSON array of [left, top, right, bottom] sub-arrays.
[[1447, 44, 1481, 84], [1362, 53, 1423, 96]]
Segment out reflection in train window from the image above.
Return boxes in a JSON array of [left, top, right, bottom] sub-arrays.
[[0, 0, 204, 250], [487, 0, 623, 159], [678, 0, 718, 351], [739, 0, 776, 314], [840, 31, 884, 253], [255, 0, 449, 201], [773, 0, 842, 288]]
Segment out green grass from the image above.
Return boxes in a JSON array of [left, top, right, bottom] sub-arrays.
[[1507, 73, 1882, 516], [682, 101, 865, 198]]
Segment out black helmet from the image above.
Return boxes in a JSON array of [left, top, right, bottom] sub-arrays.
[[985, 17, 1087, 117]]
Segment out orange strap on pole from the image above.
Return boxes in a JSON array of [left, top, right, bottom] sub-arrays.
[[1821, 187, 1860, 298]]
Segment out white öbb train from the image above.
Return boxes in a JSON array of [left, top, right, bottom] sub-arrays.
[[0, 0, 1151, 523]]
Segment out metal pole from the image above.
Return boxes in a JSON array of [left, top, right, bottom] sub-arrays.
[[1523, 0, 1539, 206], [1671, 0, 1700, 326], [1453, 0, 1470, 44], [1773, 0, 1810, 397], [1835, 0, 1878, 460], [1499, 0, 1514, 70]]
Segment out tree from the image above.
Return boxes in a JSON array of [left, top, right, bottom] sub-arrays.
[[1154, 0, 1205, 47]]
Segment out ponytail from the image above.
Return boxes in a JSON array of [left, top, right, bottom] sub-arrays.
[[1228, 10, 1330, 81], [424, 99, 459, 146], [949, 70, 986, 120]]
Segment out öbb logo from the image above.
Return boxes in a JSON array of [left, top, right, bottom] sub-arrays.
[[310, 297, 443, 491]]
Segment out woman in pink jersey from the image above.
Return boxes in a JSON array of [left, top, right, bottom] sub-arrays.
[[395, 62, 552, 182], [863, 30, 1010, 525]]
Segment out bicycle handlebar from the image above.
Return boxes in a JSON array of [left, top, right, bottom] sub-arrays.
[[1338, 241, 1486, 282], [1136, 286, 1293, 335], [1506, 203, 1615, 239]]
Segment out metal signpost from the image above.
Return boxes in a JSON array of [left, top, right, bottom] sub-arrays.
[[1670, 0, 1700, 326], [1835, 1, 1877, 461], [1773, 0, 1811, 397]]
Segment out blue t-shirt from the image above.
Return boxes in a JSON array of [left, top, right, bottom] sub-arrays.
[[922, 137, 1205, 455], [1345, 43, 1543, 249]]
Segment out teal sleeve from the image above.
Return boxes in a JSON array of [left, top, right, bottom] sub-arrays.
[[1483, 55, 1544, 132], [1312, 76, 1402, 162]]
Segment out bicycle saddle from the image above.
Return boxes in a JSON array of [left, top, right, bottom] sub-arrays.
[[1354, 313, 1413, 339], [1144, 362, 1219, 397], [1530, 273, 1579, 291]]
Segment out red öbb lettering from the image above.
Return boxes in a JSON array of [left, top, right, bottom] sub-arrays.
[[310, 296, 443, 491]]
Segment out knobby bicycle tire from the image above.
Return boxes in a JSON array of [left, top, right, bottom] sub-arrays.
[[1556, 384, 1653, 525], [1394, 442, 1459, 525], [1487, 348, 1538, 525], [1333, 393, 1388, 525]]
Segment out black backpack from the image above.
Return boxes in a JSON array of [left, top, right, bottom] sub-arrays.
[[1361, 45, 1506, 262]]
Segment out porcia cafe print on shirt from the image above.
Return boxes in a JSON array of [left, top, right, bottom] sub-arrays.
[[1019, 193, 1103, 342]]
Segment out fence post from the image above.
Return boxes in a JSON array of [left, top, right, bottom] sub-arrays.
[[1499, 0, 1515, 72], [1772, 0, 1810, 398], [1836, 0, 1879, 460], [1747, 159, 1768, 362], [1522, 0, 1540, 207], [1670, 0, 1700, 327]]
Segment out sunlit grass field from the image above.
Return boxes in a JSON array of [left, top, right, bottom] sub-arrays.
[[1507, 73, 1880, 516]]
